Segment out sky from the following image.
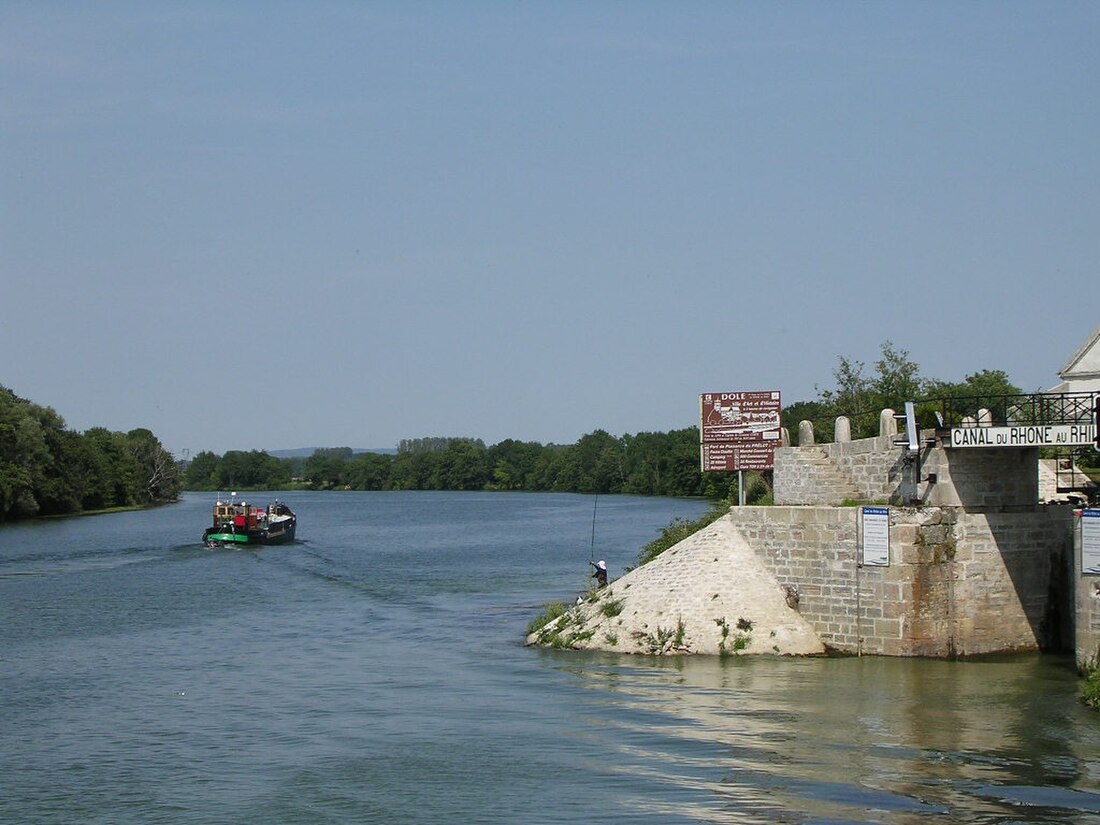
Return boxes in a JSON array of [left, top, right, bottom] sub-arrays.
[[2, 3, 1098, 457]]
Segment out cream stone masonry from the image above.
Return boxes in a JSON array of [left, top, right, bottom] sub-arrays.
[[525, 514, 824, 656], [732, 505, 1074, 657]]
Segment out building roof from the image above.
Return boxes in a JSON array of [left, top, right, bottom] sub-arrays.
[[1060, 326, 1100, 380]]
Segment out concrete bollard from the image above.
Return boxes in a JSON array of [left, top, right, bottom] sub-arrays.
[[798, 420, 815, 446], [880, 409, 897, 438], [835, 416, 851, 443]]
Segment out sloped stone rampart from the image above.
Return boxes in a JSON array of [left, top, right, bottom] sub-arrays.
[[525, 515, 825, 656]]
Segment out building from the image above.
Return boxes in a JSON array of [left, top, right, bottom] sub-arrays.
[[1048, 325, 1100, 394]]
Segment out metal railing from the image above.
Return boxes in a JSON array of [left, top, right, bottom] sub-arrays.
[[926, 391, 1096, 430]]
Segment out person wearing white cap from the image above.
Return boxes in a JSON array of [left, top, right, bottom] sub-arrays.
[[589, 558, 608, 588]]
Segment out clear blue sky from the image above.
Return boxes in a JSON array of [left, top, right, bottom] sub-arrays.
[[2, 3, 1097, 456]]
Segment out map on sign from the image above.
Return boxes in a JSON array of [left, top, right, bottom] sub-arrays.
[[699, 391, 782, 472]]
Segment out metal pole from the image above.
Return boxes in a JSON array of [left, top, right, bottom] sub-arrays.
[[738, 470, 745, 506]]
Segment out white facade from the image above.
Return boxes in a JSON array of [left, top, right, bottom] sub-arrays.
[[1048, 326, 1100, 394]]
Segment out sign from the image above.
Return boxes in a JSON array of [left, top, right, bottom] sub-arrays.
[[701, 441, 777, 472], [860, 506, 890, 567], [699, 391, 782, 472], [948, 424, 1096, 448], [1084, 510, 1100, 575], [700, 391, 782, 442]]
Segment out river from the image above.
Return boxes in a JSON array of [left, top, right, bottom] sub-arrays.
[[2, 491, 1099, 824]]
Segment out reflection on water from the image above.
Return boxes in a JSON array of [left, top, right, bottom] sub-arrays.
[[556, 654, 1100, 824]]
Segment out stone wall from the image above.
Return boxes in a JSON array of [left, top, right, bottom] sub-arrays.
[[820, 435, 908, 504], [776, 430, 1044, 510], [774, 413, 913, 506], [728, 505, 1074, 656], [919, 446, 1041, 508]]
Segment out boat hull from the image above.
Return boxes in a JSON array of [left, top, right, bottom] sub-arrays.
[[202, 521, 296, 546]]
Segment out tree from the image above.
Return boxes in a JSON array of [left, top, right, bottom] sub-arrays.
[[125, 428, 181, 504], [0, 384, 179, 520], [84, 427, 140, 507], [815, 342, 927, 438], [873, 341, 923, 411], [184, 451, 222, 490], [925, 369, 1021, 400], [346, 452, 393, 490], [303, 449, 349, 489], [437, 439, 489, 490]]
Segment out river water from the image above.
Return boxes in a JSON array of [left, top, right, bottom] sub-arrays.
[[2, 491, 1099, 824]]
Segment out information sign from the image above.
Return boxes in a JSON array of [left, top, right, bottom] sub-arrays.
[[699, 391, 781, 471], [1083, 510, 1100, 575], [701, 441, 778, 472], [860, 506, 890, 567]]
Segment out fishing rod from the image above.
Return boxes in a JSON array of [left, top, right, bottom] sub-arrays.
[[589, 495, 598, 561]]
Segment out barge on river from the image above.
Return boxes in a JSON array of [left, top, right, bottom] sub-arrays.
[[202, 497, 296, 547]]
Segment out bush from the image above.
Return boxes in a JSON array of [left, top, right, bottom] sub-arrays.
[[526, 602, 566, 637], [1082, 658, 1100, 710]]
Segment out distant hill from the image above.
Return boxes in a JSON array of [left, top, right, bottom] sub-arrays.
[[268, 447, 397, 458]]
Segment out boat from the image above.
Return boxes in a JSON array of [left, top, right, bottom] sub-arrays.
[[202, 496, 296, 547]]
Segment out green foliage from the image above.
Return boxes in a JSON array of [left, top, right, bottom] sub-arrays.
[[526, 602, 567, 636], [744, 473, 772, 505], [635, 502, 729, 567], [716, 616, 753, 657], [185, 427, 735, 500], [600, 597, 625, 618], [527, 602, 599, 649], [185, 448, 291, 491], [1082, 657, 1100, 710], [0, 385, 179, 522], [925, 369, 1022, 400], [791, 342, 1024, 441], [180, 343, 1037, 500], [636, 617, 688, 655]]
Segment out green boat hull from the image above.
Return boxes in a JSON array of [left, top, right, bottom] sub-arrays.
[[203, 532, 253, 545]]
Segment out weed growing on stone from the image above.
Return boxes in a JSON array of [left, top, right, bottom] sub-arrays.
[[1081, 657, 1100, 710], [527, 602, 566, 637], [600, 597, 625, 618], [716, 615, 753, 657], [636, 617, 688, 655]]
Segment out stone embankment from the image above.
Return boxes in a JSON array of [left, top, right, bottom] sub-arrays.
[[526, 514, 824, 656]]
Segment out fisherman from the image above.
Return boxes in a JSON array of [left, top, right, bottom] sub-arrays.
[[589, 558, 608, 588]]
